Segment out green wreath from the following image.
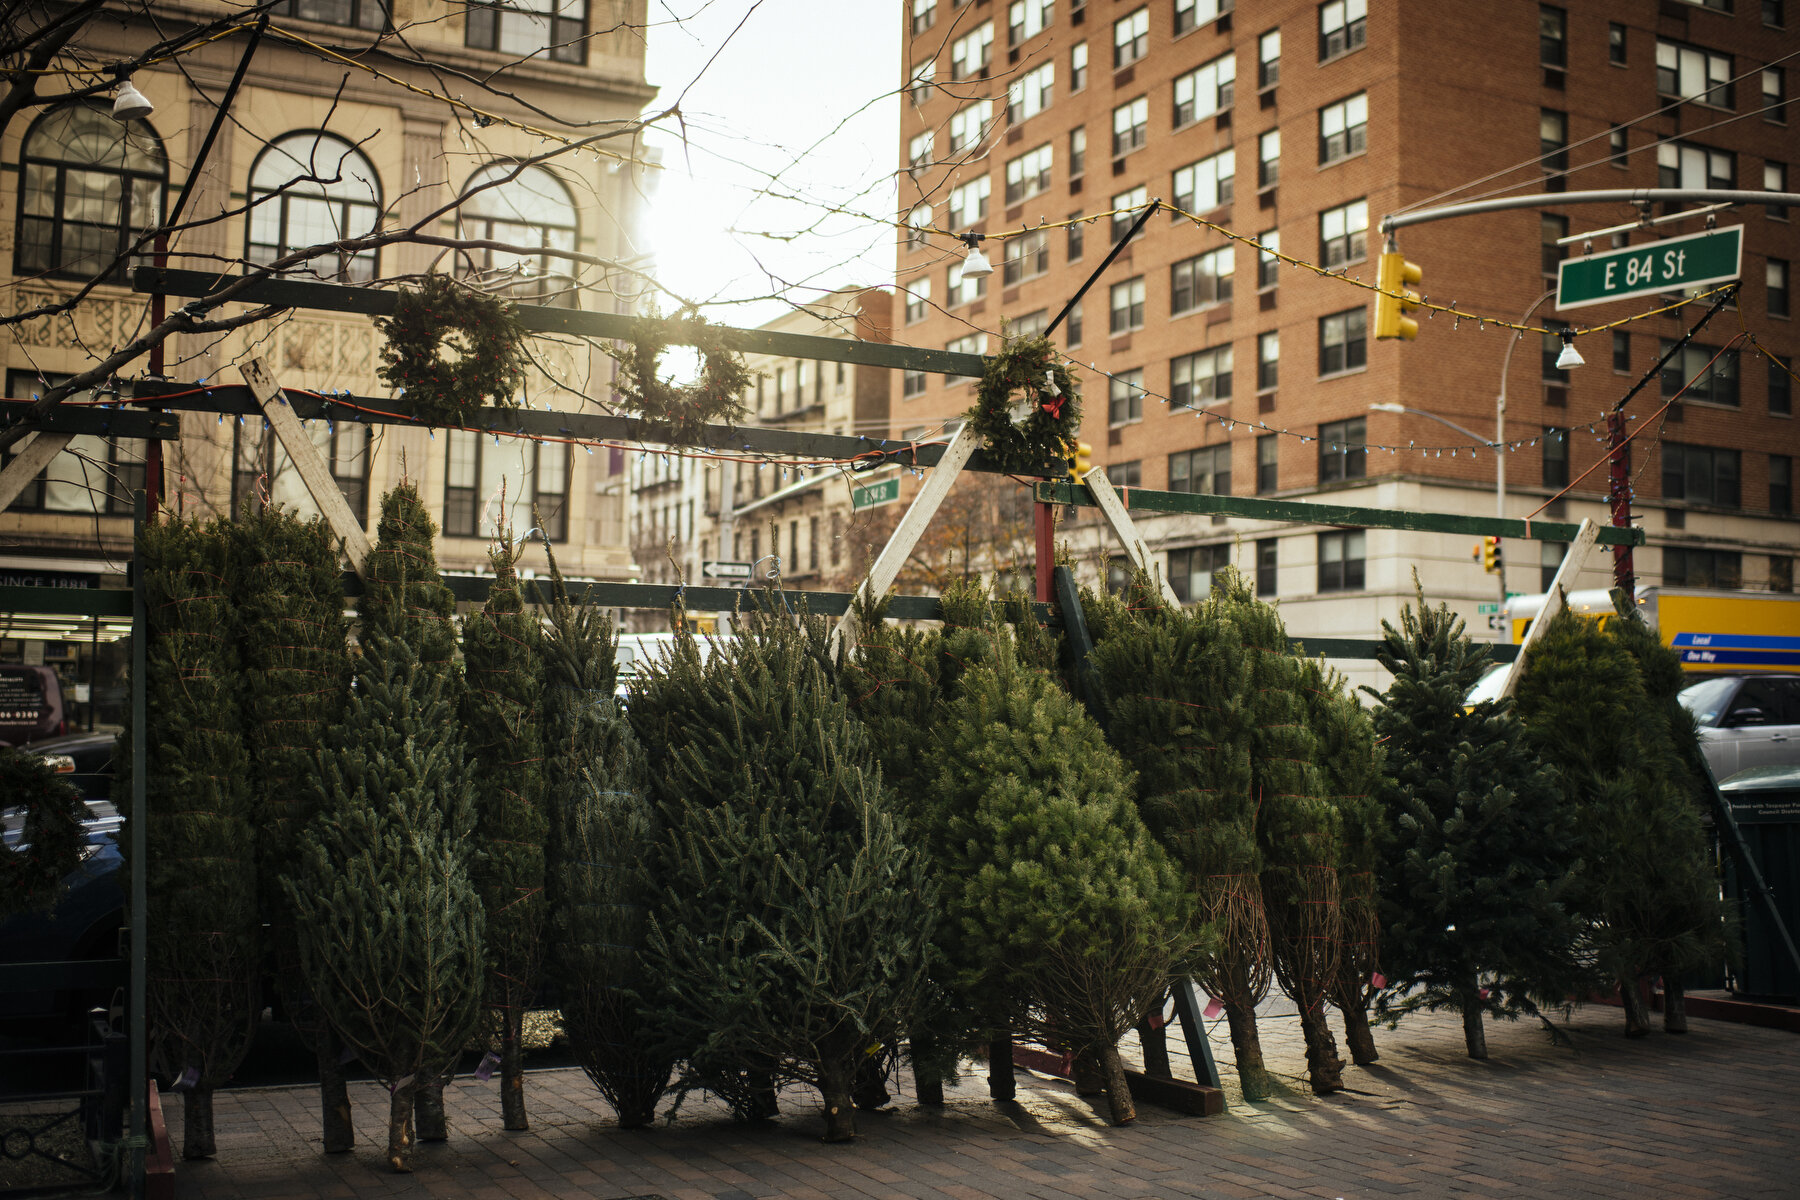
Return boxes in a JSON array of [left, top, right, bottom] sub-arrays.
[[965, 334, 1081, 474], [610, 310, 752, 447], [375, 275, 529, 427], [0, 745, 88, 920]]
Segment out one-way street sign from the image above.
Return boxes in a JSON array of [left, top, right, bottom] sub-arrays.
[[702, 560, 753, 580], [1556, 225, 1742, 311]]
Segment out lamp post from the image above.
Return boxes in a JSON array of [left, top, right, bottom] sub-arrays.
[[1494, 288, 1560, 597]]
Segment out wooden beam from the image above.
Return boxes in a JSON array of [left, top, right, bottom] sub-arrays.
[[1082, 468, 1183, 607], [0, 431, 73, 511], [1498, 517, 1600, 700], [1, 402, 177, 440], [1036, 480, 1644, 547], [239, 358, 374, 579]]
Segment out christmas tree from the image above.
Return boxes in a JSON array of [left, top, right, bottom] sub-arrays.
[[632, 602, 935, 1140], [231, 504, 354, 1151], [0, 745, 86, 919], [461, 527, 548, 1131], [1365, 596, 1583, 1059], [537, 533, 675, 1128], [115, 516, 260, 1158]]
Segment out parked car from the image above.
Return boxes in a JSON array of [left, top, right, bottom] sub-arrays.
[[0, 663, 66, 746], [1679, 673, 1800, 780]]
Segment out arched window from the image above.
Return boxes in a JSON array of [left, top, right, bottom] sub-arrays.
[[15, 103, 166, 283], [247, 132, 383, 281], [458, 163, 579, 307]]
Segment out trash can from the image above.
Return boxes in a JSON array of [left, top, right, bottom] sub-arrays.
[[1718, 766, 1800, 1001]]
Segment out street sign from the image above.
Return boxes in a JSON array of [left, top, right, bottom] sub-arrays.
[[1477, 602, 1500, 614], [702, 560, 753, 580], [851, 477, 901, 511], [1556, 225, 1742, 311]]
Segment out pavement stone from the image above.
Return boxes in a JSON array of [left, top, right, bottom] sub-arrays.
[[164, 1001, 1800, 1200]]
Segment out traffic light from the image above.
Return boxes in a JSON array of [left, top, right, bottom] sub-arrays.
[[1480, 536, 1503, 574], [1374, 250, 1423, 340], [1066, 439, 1093, 482]]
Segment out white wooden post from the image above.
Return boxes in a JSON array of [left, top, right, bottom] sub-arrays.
[[1498, 517, 1601, 699], [0, 432, 74, 511], [1081, 467, 1182, 608], [238, 357, 374, 579]]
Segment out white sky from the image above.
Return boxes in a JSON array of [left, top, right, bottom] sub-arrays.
[[639, 1, 902, 327]]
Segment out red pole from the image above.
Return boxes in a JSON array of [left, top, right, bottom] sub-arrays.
[[1606, 410, 1633, 596], [1034, 500, 1055, 602]]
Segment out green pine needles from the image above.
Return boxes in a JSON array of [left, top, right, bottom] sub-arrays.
[[0, 744, 86, 919]]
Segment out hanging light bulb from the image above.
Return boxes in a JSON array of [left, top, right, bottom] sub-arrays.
[[1555, 330, 1585, 370], [959, 232, 993, 279], [111, 79, 153, 122]]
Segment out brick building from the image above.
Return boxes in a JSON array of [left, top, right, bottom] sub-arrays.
[[896, 0, 1799, 675]]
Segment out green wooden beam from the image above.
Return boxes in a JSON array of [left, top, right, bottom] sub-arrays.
[[0, 404, 179, 440], [132, 267, 990, 378], [1035, 480, 1645, 546], [0, 586, 133, 617]]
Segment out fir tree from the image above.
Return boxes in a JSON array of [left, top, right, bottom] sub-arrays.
[[1365, 596, 1583, 1059], [231, 505, 354, 1152], [633, 603, 935, 1141], [0, 745, 86, 919], [461, 528, 548, 1131], [537, 533, 676, 1128], [115, 516, 260, 1158], [926, 636, 1192, 1125]]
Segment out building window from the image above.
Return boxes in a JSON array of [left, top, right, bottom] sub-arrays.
[[1769, 161, 1791, 219], [903, 368, 927, 398], [1171, 247, 1233, 314], [951, 21, 995, 80], [1319, 199, 1369, 269], [904, 277, 930, 324], [1319, 416, 1367, 481], [1769, 0, 1787, 25], [1067, 300, 1084, 347], [1540, 541, 1568, 590], [1003, 229, 1052, 284], [1609, 126, 1629, 167], [247, 132, 383, 282], [1542, 427, 1569, 489], [1257, 131, 1281, 189], [15, 103, 166, 284], [1609, 21, 1628, 64], [1772, 354, 1793, 414], [949, 100, 995, 155], [1541, 330, 1567, 381], [1772, 555, 1793, 592], [1613, 331, 1631, 373], [912, 0, 936, 34], [1318, 309, 1367, 375], [465, 0, 586, 64], [1765, 67, 1787, 120], [1318, 530, 1366, 591], [1259, 29, 1281, 88], [534, 442, 570, 541], [1663, 442, 1741, 507], [444, 429, 554, 538], [1257, 331, 1279, 391], [1064, 129, 1087, 182], [1171, 347, 1233, 409], [2, 372, 145, 516], [1010, 309, 1049, 339], [1109, 369, 1145, 424], [274, 0, 387, 28], [1319, 93, 1368, 165], [1005, 144, 1054, 204], [1071, 40, 1089, 91], [1256, 538, 1278, 594], [1664, 547, 1741, 588], [1771, 259, 1792, 317], [1172, 150, 1234, 215], [1773, 454, 1794, 513], [1172, 0, 1227, 34], [1659, 141, 1735, 189], [1111, 184, 1148, 243], [458, 162, 579, 305], [1009, 0, 1051, 44], [906, 204, 932, 250], [1539, 5, 1566, 67], [1173, 53, 1235, 127], [945, 334, 987, 385], [1540, 109, 1568, 182], [948, 256, 988, 306], [1257, 231, 1280, 289], [1109, 276, 1146, 333], [1319, 0, 1367, 60], [1541, 213, 1568, 279], [1170, 543, 1230, 603], [1257, 434, 1278, 493], [910, 58, 936, 106], [1112, 96, 1149, 158], [1111, 460, 1143, 487], [1067, 210, 1085, 259], [1657, 39, 1733, 106], [948, 176, 990, 227], [1662, 341, 1739, 406], [1169, 444, 1231, 496], [908, 131, 935, 176], [1007, 63, 1056, 123], [1114, 7, 1149, 68]]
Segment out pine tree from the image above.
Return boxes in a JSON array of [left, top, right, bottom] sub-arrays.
[[115, 516, 260, 1158], [0, 745, 86, 919], [632, 603, 935, 1141], [1366, 597, 1583, 1059], [926, 635, 1192, 1125], [461, 528, 548, 1130], [537, 534, 676, 1128], [231, 505, 354, 1151]]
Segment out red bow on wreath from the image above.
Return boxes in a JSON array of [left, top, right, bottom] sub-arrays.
[[1039, 392, 1065, 419]]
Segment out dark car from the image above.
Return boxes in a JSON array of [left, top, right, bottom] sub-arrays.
[[1679, 674, 1800, 780]]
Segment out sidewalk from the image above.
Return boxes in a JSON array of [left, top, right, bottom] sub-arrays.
[[173, 1001, 1799, 1200]]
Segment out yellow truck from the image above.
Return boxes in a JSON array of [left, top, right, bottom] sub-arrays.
[[1504, 587, 1800, 672]]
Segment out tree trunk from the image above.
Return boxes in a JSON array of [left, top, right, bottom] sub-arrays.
[[1619, 974, 1651, 1038], [413, 1076, 447, 1143], [1298, 1004, 1345, 1095], [1223, 1001, 1270, 1099], [1137, 1014, 1173, 1077], [1071, 1047, 1106, 1096], [749, 1072, 780, 1120], [987, 1031, 1016, 1101], [1338, 1000, 1379, 1065], [819, 1069, 857, 1142], [386, 1081, 416, 1173], [1461, 997, 1488, 1060], [181, 1086, 216, 1159], [1663, 978, 1689, 1034], [911, 1036, 944, 1107], [1097, 1042, 1136, 1126], [500, 1013, 527, 1131], [318, 1029, 353, 1154], [851, 1053, 891, 1110]]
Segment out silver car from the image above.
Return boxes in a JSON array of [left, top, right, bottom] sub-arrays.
[[1678, 674, 1800, 780]]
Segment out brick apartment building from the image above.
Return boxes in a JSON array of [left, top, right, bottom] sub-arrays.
[[896, 0, 1799, 676]]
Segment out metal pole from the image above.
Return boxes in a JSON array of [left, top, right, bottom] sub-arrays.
[[1494, 289, 1558, 608], [127, 492, 147, 1200], [1044, 201, 1162, 339], [1606, 411, 1634, 595], [1033, 501, 1054, 602], [1382, 188, 1800, 235]]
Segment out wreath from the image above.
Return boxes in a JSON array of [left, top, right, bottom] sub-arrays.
[[375, 275, 529, 427], [965, 334, 1081, 474], [0, 745, 87, 920], [610, 310, 752, 447]]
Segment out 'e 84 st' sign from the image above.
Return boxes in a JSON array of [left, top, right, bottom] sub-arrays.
[[1556, 225, 1742, 311]]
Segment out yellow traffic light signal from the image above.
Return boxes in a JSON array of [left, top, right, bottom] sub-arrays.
[[1066, 439, 1093, 482], [1374, 251, 1423, 340], [1480, 536, 1503, 574]]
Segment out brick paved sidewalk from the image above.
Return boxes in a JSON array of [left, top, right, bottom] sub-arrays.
[[172, 1002, 1799, 1200]]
